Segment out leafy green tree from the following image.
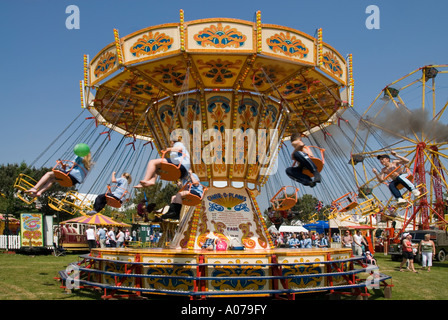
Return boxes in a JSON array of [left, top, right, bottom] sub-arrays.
[[291, 194, 325, 223]]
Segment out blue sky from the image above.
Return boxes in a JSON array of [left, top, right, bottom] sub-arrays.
[[1, 0, 447, 207]]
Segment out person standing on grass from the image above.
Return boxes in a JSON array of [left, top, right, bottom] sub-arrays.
[[116, 228, 125, 248], [399, 233, 418, 273], [85, 226, 96, 250], [419, 234, 436, 272], [97, 227, 107, 248]]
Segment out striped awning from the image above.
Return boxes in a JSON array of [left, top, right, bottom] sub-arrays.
[[60, 213, 130, 227]]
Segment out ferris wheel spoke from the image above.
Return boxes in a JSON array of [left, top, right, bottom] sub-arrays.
[[361, 118, 419, 145]]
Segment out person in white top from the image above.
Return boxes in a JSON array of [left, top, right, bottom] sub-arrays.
[[134, 136, 190, 188], [353, 230, 367, 256], [85, 226, 96, 250], [107, 229, 116, 247], [116, 228, 125, 248]]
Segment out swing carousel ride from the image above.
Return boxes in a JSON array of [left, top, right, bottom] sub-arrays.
[[48, 11, 402, 298]]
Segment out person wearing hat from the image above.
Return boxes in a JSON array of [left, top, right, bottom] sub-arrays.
[[399, 233, 418, 273], [372, 151, 420, 205], [365, 250, 377, 265]]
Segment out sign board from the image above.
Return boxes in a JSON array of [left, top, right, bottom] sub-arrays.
[[20, 213, 44, 247]]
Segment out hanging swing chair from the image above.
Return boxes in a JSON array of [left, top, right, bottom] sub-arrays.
[[332, 191, 359, 212], [356, 198, 381, 216], [157, 150, 186, 181], [60, 191, 91, 215], [179, 182, 208, 207], [52, 160, 87, 187], [301, 146, 325, 178], [270, 186, 300, 211], [380, 164, 414, 190], [105, 184, 129, 209], [48, 196, 64, 212], [13, 174, 38, 204]]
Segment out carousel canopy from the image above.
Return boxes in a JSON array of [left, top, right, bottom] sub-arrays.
[[61, 213, 130, 227], [83, 12, 352, 188]]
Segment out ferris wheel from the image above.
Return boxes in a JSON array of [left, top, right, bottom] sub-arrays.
[[350, 65, 448, 231]]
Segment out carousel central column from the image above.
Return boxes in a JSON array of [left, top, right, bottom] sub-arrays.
[[166, 93, 289, 249]]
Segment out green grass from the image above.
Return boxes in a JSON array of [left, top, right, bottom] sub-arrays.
[[0, 252, 101, 300], [0, 251, 446, 300], [367, 253, 448, 300]]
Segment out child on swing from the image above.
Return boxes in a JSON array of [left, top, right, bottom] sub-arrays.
[[286, 132, 321, 187], [134, 135, 190, 188], [160, 169, 204, 220], [87, 172, 132, 215], [25, 152, 92, 197]]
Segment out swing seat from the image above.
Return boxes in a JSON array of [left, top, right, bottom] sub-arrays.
[[158, 163, 182, 181], [181, 193, 201, 206], [105, 185, 128, 209], [48, 196, 64, 212], [52, 160, 77, 187], [270, 186, 299, 211], [106, 195, 122, 208], [14, 174, 38, 204], [53, 171, 73, 187], [60, 191, 88, 215], [302, 158, 325, 177], [382, 165, 413, 190], [180, 182, 207, 206], [357, 198, 380, 216], [301, 146, 325, 178], [157, 150, 186, 181], [358, 185, 373, 197], [332, 192, 358, 212], [396, 174, 414, 190], [411, 184, 427, 199]]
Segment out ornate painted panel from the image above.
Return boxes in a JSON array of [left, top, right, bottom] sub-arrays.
[[186, 19, 255, 53], [121, 25, 181, 65]]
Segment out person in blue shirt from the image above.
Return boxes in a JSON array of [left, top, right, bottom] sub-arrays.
[[97, 227, 107, 248], [161, 170, 204, 220], [134, 136, 190, 188], [25, 153, 92, 197], [287, 233, 300, 248], [317, 233, 329, 248], [87, 172, 132, 215], [300, 233, 312, 248]]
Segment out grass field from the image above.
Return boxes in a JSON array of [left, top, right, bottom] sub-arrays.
[[0, 250, 447, 300]]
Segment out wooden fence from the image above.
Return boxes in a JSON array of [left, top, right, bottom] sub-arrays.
[[0, 235, 21, 250]]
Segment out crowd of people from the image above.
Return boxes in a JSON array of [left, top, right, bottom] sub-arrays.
[[85, 225, 134, 249], [270, 231, 331, 248], [269, 229, 379, 266]]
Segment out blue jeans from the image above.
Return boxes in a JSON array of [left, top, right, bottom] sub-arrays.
[[285, 151, 318, 185], [389, 174, 415, 199]]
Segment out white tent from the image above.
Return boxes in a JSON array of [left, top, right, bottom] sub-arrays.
[[279, 225, 309, 233], [267, 225, 280, 233]]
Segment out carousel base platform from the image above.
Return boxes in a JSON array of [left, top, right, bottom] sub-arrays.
[[58, 247, 393, 300]]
